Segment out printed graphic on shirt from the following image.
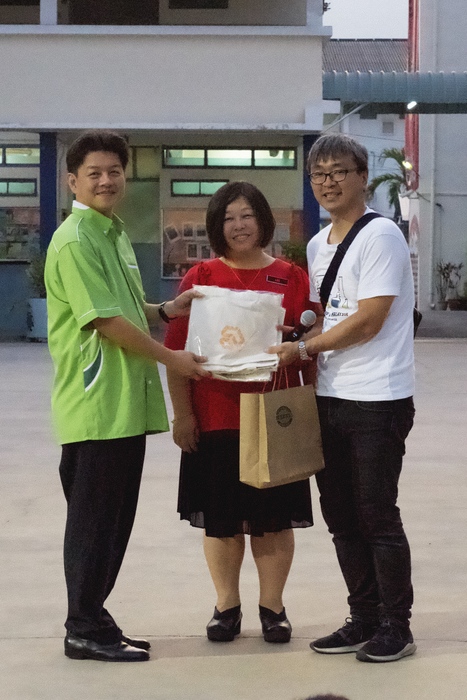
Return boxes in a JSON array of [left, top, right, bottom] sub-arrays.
[[330, 276, 349, 309], [83, 342, 103, 392], [315, 272, 351, 323]]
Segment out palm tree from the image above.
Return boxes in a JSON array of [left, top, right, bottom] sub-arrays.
[[367, 147, 408, 221]]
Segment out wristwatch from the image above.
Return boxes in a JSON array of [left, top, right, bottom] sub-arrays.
[[158, 301, 172, 323], [298, 340, 311, 361]]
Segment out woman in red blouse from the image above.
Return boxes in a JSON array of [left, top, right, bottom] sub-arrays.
[[165, 182, 320, 643]]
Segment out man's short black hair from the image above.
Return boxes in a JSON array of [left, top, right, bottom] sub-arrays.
[[66, 130, 129, 174], [206, 181, 276, 258], [307, 133, 368, 174]]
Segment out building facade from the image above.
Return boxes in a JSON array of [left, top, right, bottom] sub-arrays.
[[0, 0, 331, 338], [416, 0, 467, 308]]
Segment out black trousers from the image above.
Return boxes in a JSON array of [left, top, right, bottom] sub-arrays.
[[59, 435, 146, 644], [316, 396, 415, 623]]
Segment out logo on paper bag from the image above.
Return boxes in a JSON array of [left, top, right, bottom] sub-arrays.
[[219, 325, 245, 350], [276, 405, 293, 428]]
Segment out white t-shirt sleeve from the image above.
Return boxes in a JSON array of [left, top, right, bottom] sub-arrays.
[[357, 230, 408, 301], [307, 230, 328, 303]]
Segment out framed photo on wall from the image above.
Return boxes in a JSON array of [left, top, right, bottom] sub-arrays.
[[162, 208, 212, 279], [0, 207, 40, 261], [161, 208, 298, 279]]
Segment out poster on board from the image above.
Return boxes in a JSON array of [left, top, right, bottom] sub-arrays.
[[161, 208, 296, 279], [0, 207, 40, 260]]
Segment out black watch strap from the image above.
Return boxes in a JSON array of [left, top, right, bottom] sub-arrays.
[[158, 301, 172, 323]]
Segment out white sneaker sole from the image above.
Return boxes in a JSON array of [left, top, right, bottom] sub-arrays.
[[311, 641, 368, 654], [356, 642, 417, 663]]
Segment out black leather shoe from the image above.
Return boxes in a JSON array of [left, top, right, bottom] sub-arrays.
[[259, 605, 292, 643], [122, 635, 151, 651], [206, 605, 242, 642], [64, 633, 149, 661]]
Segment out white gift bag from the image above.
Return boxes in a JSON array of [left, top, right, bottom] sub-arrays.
[[186, 285, 284, 380]]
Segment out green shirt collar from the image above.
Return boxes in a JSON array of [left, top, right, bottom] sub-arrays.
[[72, 201, 124, 236]]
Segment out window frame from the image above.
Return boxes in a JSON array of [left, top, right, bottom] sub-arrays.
[[0, 144, 40, 167], [0, 178, 38, 197], [162, 146, 297, 170], [170, 178, 229, 197], [168, 1, 228, 9]]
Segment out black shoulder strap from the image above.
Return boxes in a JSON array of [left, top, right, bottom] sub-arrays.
[[319, 212, 383, 310]]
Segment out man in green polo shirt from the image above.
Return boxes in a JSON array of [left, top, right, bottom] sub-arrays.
[[45, 130, 209, 662]]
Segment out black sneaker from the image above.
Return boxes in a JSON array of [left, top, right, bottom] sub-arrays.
[[310, 617, 379, 654], [356, 620, 416, 663]]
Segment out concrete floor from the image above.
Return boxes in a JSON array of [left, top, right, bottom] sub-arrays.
[[1, 340, 466, 700]]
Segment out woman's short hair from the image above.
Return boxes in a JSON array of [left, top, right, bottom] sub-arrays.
[[206, 181, 276, 257], [66, 130, 129, 174], [307, 133, 368, 174]]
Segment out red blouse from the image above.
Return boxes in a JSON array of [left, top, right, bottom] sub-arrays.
[[165, 257, 319, 433]]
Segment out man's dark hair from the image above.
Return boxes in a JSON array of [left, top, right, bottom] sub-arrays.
[[66, 130, 129, 174], [307, 133, 368, 174], [206, 181, 276, 257]]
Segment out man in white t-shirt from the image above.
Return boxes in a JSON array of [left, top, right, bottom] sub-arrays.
[[270, 134, 416, 663]]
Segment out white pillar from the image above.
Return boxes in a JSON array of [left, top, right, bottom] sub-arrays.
[[40, 0, 58, 25]]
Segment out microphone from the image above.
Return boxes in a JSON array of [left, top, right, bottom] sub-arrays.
[[284, 309, 317, 342]]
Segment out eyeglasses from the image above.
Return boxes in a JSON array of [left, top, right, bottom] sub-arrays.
[[309, 168, 358, 185]]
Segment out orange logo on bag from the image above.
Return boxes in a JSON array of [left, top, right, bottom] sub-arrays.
[[219, 325, 245, 350], [276, 405, 293, 428]]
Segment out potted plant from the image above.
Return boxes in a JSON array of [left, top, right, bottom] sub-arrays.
[[26, 250, 48, 340], [279, 240, 308, 270], [459, 282, 467, 311], [434, 261, 464, 310]]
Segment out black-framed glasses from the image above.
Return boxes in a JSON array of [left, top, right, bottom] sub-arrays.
[[309, 168, 358, 185]]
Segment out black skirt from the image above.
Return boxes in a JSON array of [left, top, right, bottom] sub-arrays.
[[177, 430, 313, 538]]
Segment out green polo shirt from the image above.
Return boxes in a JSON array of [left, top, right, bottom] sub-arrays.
[[45, 202, 169, 444]]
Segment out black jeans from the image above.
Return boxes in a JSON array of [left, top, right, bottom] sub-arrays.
[[59, 435, 146, 644], [315, 396, 415, 623]]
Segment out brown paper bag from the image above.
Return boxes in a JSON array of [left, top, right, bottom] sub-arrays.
[[239, 384, 324, 489]]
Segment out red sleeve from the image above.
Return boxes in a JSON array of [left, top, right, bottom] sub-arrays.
[[164, 265, 199, 351], [283, 264, 323, 327]]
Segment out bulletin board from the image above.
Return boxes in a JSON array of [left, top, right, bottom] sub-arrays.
[[161, 208, 295, 279]]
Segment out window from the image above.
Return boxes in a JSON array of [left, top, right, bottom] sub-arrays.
[[253, 149, 296, 168], [163, 147, 296, 170], [2, 146, 40, 166], [169, 1, 228, 8], [0, 179, 37, 196], [171, 179, 228, 197], [207, 149, 252, 167], [67, 0, 159, 25], [164, 149, 206, 167]]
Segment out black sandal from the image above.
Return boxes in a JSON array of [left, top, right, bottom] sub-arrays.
[[206, 605, 242, 642], [259, 605, 292, 643]]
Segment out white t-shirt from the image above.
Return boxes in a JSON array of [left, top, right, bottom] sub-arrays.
[[307, 210, 415, 401]]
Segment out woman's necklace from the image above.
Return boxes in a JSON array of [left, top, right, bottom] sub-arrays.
[[222, 257, 265, 289], [227, 265, 263, 290]]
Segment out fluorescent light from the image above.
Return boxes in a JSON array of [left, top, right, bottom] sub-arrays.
[[402, 160, 414, 170], [407, 101, 418, 110]]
